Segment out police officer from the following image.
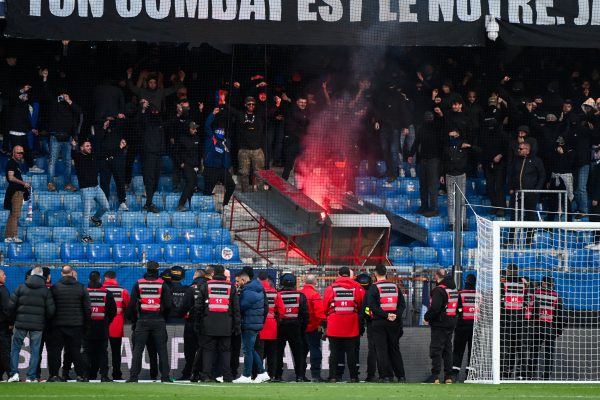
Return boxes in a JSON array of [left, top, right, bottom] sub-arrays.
[[366, 265, 407, 383], [357, 272, 377, 382], [190, 266, 214, 382], [85, 271, 117, 381], [126, 261, 173, 382], [103, 270, 130, 381], [258, 271, 284, 380], [424, 268, 458, 384], [522, 276, 564, 380], [451, 273, 476, 381], [195, 264, 240, 383], [323, 267, 364, 383], [500, 263, 529, 379], [275, 273, 308, 382], [168, 266, 188, 324]]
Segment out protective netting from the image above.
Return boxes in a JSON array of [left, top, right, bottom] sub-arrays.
[[468, 220, 600, 383]]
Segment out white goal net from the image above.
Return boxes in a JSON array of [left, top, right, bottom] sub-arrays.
[[467, 218, 600, 383]]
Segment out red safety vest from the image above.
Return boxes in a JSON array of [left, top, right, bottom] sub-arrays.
[[105, 285, 125, 315], [437, 284, 458, 317], [330, 285, 358, 315], [138, 278, 164, 313], [281, 291, 301, 319], [375, 281, 399, 312], [265, 287, 278, 319], [459, 289, 476, 321], [184, 282, 198, 319], [533, 289, 558, 323], [88, 287, 108, 321], [207, 280, 231, 313], [503, 281, 526, 310]]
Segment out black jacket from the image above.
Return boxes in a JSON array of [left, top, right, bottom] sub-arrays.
[[195, 275, 241, 337], [508, 155, 546, 191], [366, 280, 406, 327], [8, 275, 55, 331], [95, 118, 126, 159], [588, 159, 600, 201], [278, 289, 309, 332], [283, 104, 310, 141], [233, 109, 265, 150], [0, 284, 10, 331], [8, 100, 33, 133], [442, 136, 480, 176], [167, 281, 189, 323], [72, 149, 99, 189], [174, 131, 201, 168], [50, 276, 91, 328], [409, 120, 443, 161], [47, 100, 82, 136], [87, 282, 117, 339], [127, 272, 173, 321], [424, 276, 457, 329], [139, 106, 164, 153], [93, 82, 125, 122]]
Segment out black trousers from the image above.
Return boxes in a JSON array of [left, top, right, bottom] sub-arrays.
[[429, 327, 453, 377], [485, 162, 506, 210], [302, 331, 323, 380], [181, 320, 198, 378], [230, 332, 241, 377], [200, 335, 232, 381], [142, 151, 162, 207], [371, 321, 405, 380], [203, 167, 236, 206], [178, 165, 197, 208], [0, 329, 10, 379], [365, 327, 377, 379], [500, 313, 524, 376], [589, 203, 600, 242], [99, 155, 127, 204], [260, 339, 278, 378], [282, 138, 301, 181], [130, 319, 169, 380], [86, 337, 109, 378], [109, 337, 123, 379], [452, 324, 473, 375], [47, 326, 86, 378], [523, 329, 558, 380], [328, 336, 359, 380], [419, 158, 440, 211], [275, 323, 305, 379]]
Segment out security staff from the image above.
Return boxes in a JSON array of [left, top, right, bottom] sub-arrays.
[[258, 271, 284, 380], [190, 266, 214, 382], [451, 274, 476, 381], [274, 273, 308, 382], [179, 268, 204, 381], [196, 264, 240, 382], [357, 273, 377, 382], [522, 276, 564, 380], [424, 268, 458, 384], [366, 265, 407, 383], [126, 261, 173, 383], [500, 263, 529, 379], [103, 270, 130, 381], [300, 274, 325, 382], [85, 271, 117, 382], [323, 267, 364, 383]]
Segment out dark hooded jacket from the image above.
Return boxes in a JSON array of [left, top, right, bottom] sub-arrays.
[[424, 275, 457, 329], [51, 275, 91, 327], [8, 274, 55, 331]]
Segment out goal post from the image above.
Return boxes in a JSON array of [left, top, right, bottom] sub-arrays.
[[467, 218, 600, 384]]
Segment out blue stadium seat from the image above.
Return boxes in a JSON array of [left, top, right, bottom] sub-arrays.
[[156, 228, 181, 244], [164, 244, 190, 263], [121, 212, 146, 228], [113, 244, 138, 263], [385, 196, 411, 214], [388, 246, 413, 265], [37, 193, 62, 211], [398, 178, 420, 198], [172, 212, 198, 228], [31, 175, 48, 191], [61, 243, 86, 262], [88, 227, 104, 242], [87, 244, 112, 263], [27, 227, 53, 244], [132, 176, 145, 195], [438, 248, 455, 267], [190, 244, 214, 263], [0, 210, 8, 226], [52, 227, 79, 243], [190, 196, 216, 212], [501, 251, 537, 268], [131, 227, 154, 244], [179, 229, 206, 245], [34, 242, 61, 262], [165, 193, 180, 211], [428, 231, 454, 249], [214, 244, 242, 264], [463, 232, 477, 249], [126, 196, 142, 211], [355, 177, 374, 196], [138, 243, 164, 262], [532, 230, 555, 249], [419, 215, 448, 232], [104, 227, 129, 244], [146, 213, 171, 229], [63, 193, 82, 210], [103, 212, 121, 227], [376, 180, 401, 197], [568, 249, 598, 269], [208, 228, 232, 245], [554, 272, 600, 311], [69, 211, 83, 227], [46, 210, 69, 227], [412, 247, 438, 267], [158, 175, 173, 192], [198, 212, 222, 229], [7, 243, 33, 260]]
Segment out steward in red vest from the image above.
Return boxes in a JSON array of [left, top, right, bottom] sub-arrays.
[[366, 265, 406, 383], [103, 270, 130, 381], [258, 271, 284, 379], [424, 268, 457, 384], [300, 274, 326, 382], [451, 273, 477, 381], [85, 271, 116, 382]]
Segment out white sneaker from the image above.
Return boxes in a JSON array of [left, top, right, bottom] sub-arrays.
[[215, 376, 224, 383], [410, 167, 417, 178], [29, 166, 45, 173], [585, 243, 600, 251], [399, 168, 406, 178], [4, 237, 14, 243], [118, 202, 129, 212], [253, 372, 270, 383], [232, 375, 253, 384], [12, 237, 23, 244], [8, 373, 19, 382], [25, 379, 38, 383]]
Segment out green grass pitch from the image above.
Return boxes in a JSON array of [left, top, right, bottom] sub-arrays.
[[1, 383, 599, 399]]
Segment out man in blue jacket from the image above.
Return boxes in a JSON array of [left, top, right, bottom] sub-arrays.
[[234, 270, 269, 383]]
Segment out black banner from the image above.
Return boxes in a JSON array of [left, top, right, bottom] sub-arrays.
[[4, 0, 600, 47]]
